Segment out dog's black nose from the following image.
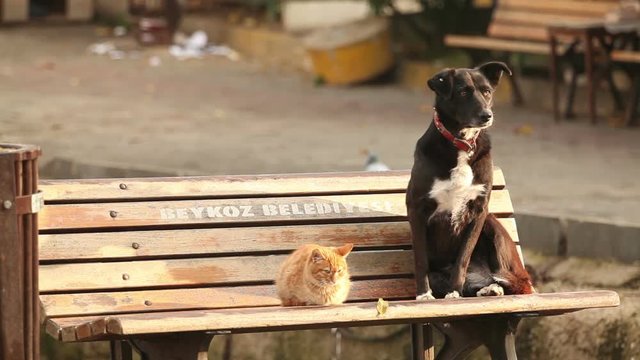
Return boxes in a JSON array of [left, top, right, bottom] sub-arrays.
[[479, 110, 493, 123]]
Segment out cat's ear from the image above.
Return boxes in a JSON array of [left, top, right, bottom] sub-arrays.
[[335, 243, 354, 257], [310, 249, 324, 263]]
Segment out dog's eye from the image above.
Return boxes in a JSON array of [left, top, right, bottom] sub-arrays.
[[482, 89, 491, 96], [459, 90, 468, 97]]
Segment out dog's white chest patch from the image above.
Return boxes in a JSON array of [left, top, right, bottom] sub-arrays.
[[428, 151, 486, 229]]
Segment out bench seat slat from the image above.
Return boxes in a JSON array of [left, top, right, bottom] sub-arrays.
[[39, 218, 519, 262], [45, 291, 620, 341], [611, 50, 640, 63], [39, 191, 514, 231], [39, 250, 413, 293], [444, 35, 556, 55], [493, 9, 599, 28], [488, 24, 550, 43], [500, 0, 617, 16], [41, 278, 416, 317], [39, 169, 506, 203]]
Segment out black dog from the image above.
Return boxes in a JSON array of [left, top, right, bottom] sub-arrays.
[[406, 62, 533, 301]]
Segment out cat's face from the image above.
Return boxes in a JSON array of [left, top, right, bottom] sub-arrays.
[[307, 244, 353, 285]]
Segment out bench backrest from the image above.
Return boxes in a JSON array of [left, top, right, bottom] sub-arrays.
[[488, 0, 619, 42], [38, 170, 518, 319]]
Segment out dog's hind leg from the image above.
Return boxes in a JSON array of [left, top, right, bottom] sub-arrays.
[[435, 317, 520, 360], [483, 317, 520, 360], [434, 322, 482, 360]]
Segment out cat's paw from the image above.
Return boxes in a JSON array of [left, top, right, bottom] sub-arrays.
[[416, 290, 435, 300], [444, 291, 460, 299], [476, 283, 504, 297]]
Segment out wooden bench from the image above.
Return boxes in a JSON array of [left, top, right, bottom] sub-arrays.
[[444, 0, 619, 106], [38, 169, 619, 360]]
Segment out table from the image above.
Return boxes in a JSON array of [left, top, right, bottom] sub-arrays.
[[548, 20, 635, 124]]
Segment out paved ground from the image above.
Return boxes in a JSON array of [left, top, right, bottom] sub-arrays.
[[1, 25, 640, 225]]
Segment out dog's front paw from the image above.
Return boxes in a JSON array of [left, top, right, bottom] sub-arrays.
[[476, 283, 504, 297], [416, 290, 435, 300], [444, 291, 460, 299]]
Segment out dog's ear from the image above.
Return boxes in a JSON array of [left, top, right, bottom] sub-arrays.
[[476, 62, 512, 88], [427, 68, 455, 99]]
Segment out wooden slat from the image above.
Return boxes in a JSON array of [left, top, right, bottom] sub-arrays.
[[499, 0, 617, 16], [445, 35, 553, 55], [488, 23, 550, 42], [39, 222, 411, 261], [46, 291, 620, 341], [39, 250, 413, 292], [39, 169, 506, 203], [493, 9, 598, 28], [40, 278, 416, 317], [611, 50, 640, 63], [39, 191, 514, 231], [38, 219, 518, 262]]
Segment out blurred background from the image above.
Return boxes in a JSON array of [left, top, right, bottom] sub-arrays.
[[1, 0, 639, 359]]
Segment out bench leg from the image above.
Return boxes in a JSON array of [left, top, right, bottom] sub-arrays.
[[412, 324, 435, 360], [435, 317, 520, 360], [110, 340, 133, 360], [564, 68, 578, 119], [131, 333, 214, 360], [606, 67, 625, 113], [624, 71, 640, 126], [507, 65, 525, 107]]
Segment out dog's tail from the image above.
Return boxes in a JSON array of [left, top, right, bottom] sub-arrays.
[[485, 214, 535, 295], [493, 270, 535, 295]]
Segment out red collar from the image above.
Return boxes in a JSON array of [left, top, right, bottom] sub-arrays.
[[433, 111, 477, 154]]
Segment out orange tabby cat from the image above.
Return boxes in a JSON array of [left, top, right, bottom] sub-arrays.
[[275, 243, 353, 306]]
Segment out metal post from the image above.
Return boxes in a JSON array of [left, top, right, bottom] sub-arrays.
[[0, 144, 41, 360]]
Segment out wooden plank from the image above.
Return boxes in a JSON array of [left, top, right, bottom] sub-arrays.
[[444, 35, 553, 55], [0, 156, 26, 360], [100, 291, 618, 337], [611, 50, 640, 64], [493, 9, 598, 28], [39, 169, 506, 203], [44, 290, 619, 342], [39, 218, 519, 262], [500, 217, 519, 243], [39, 222, 411, 261], [40, 278, 416, 317], [39, 250, 414, 292], [39, 191, 514, 231], [488, 23, 550, 42], [499, 0, 617, 16]]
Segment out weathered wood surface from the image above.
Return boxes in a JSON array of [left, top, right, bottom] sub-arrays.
[[612, 50, 640, 63], [39, 250, 413, 292], [493, 9, 597, 27], [488, 24, 549, 42], [444, 35, 554, 55], [45, 291, 620, 341], [38, 169, 507, 203], [500, 0, 617, 15], [0, 156, 26, 360], [39, 218, 519, 262], [39, 191, 514, 231], [41, 278, 416, 317]]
